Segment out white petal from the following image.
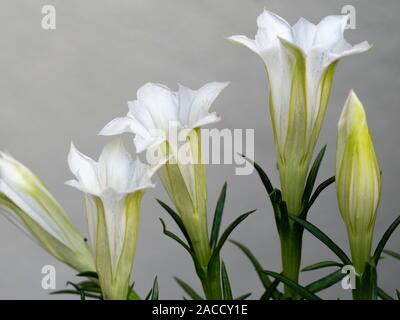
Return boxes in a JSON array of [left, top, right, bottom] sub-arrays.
[[99, 190, 127, 269], [227, 35, 259, 53], [177, 84, 196, 125], [321, 40, 372, 70], [65, 179, 83, 191], [314, 15, 348, 50], [0, 202, 39, 244], [337, 41, 372, 57], [0, 153, 42, 190], [134, 135, 164, 154], [143, 144, 170, 170], [98, 138, 134, 193], [127, 159, 156, 192], [257, 10, 293, 42], [260, 46, 292, 152], [331, 38, 353, 53], [177, 161, 196, 202], [128, 100, 166, 152], [190, 112, 221, 129], [0, 179, 66, 243], [84, 194, 98, 255], [67, 143, 101, 195], [292, 17, 317, 52], [127, 100, 156, 134], [99, 117, 135, 136], [136, 83, 178, 130], [185, 82, 228, 128]]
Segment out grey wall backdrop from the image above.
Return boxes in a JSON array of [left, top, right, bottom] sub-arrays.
[[0, 0, 399, 299]]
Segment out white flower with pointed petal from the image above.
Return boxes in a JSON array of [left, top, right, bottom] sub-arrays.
[[0, 153, 94, 273], [67, 138, 159, 300], [100, 82, 228, 153], [229, 10, 371, 215], [99, 82, 228, 267]]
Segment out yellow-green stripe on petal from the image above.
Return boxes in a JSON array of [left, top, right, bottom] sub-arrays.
[[0, 153, 95, 273]]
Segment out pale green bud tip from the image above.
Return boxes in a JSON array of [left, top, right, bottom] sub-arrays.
[[338, 90, 366, 136], [0, 153, 42, 190]]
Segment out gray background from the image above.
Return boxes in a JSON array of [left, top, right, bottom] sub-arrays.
[[0, 0, 399, 299]]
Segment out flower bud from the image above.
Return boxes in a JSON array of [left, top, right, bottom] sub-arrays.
[[336, 91, 381, 274], [0, 153, 94, 273]]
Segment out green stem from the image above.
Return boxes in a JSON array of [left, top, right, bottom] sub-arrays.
[[186, 214, 221, 300], [201, 268, 222, 300], [280, 222, 303, 299], [352, 275, 374, 300], [187, 214, 211, 268], [352, 263, 376, 300], [279, 162, 308, 217]]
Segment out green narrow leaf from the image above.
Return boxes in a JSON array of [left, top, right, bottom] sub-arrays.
[[144, 289, 152, 300], [373, 215, 400, 264], [159, 218, 203, 279], [241, 155, 282, 226], [159, 218, 194, 258], [151, 277, 159, 300], [396, 290, 400, 300], [209, 210, 255, 271], [302, 261, 343, 272], [127, 282, 141, 300], [301, 176, 335, 219], [276, 190, 288, 231], [241, 155, 274, 195], [263, 270, 321, 300], [302, 145, 326, 205], [174, 277, 204, 300], [221, 261, 233, 300], [364, 261, 378, 300], [305, 270, 345, 293], [127, 282, 135, 294], [230, 240, 282, 300], [210, 182, 227, 249], [289, 214, 352, 265], [66, 281, 85, 300], [76, 271, 99, 279], [157, 199, 194, 250], [77, 281, 101, 293], [249, 157, 282, 222], [377, 287, 394, 300], [384, 249, 400, 260], [260, 277, 281, 300], [215, 211, 255, 253], [51, 290, 101, 299], [235, 293, 252, 300]]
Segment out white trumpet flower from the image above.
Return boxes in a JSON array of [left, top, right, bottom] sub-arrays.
[[229, 10, 371, 215], [0, 153, 94, 273], [336, 91, 381, 274], [67, 138, 159, 299], [99, 82, 228, 154], [99, 82, 228, 267]]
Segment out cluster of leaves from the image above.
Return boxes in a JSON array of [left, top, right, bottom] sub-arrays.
[[53, 272, 159, 300], [158, 183, 254, 300], [282, 214, 400, 300], [233, 146, 400, 300], [55, 145, 400, 300]]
